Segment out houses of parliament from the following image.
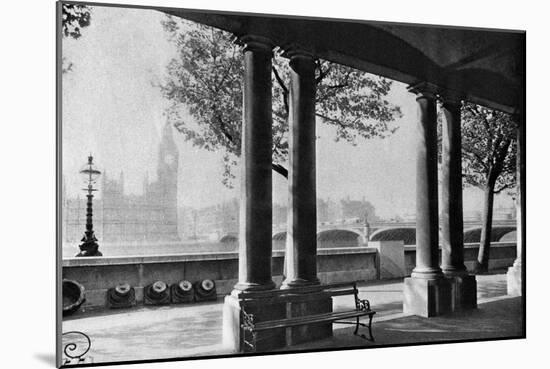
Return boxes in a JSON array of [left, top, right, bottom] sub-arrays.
[[62, 123, 180, 244]]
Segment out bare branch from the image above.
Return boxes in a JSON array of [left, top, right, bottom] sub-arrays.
[[493, 182, 514, 194], [316, 113, 348, 129], [213, 111, 235, 146], [315, 64, 332, 84], [272, 163, 288, 178], [272, 66, 288, 93], [326, 82, 349, 90], [272, 66, 289, 114], [489, 138, 512, 182]]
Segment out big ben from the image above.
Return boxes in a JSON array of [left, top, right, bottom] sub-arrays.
[[154, 122, 180, 240], [63, 122, 182, 244]]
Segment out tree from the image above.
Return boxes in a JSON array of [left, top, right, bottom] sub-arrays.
[[160, 17, 402, 187], [61, 4, 92, 73], [460, 102, 517, 273]]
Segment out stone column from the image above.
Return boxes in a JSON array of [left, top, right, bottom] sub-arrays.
[[439, 93, 467, 275], [411, 83, 443, 279], [223, 35, 277, 352], [507, 117, 524, 296], [403, 83, 451, 317], [282, 48, 319, 288], [439, 93, 476, 310], [234, 35, 276, 292]]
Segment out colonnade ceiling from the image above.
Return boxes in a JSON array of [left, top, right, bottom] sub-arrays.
[[163, 8, 524, 114]]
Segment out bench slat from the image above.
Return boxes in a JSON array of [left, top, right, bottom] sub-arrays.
[[249, 310, 375, 331], [240, 287, 360, 307], [241, 292, 332, 307], [325, 289, 357, 297], [323, 281, 362, 289], [238, 285, 325, 300], [238, 282, 361, 302]]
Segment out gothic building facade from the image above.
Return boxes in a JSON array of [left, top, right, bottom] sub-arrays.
[[62, 123, 180, 244]]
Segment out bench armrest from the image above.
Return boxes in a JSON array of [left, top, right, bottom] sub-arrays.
[[357, 298, 371, 312], [241, 310, 256, 330]]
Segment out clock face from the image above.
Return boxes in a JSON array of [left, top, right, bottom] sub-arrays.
[[164, 154, 175, 165]]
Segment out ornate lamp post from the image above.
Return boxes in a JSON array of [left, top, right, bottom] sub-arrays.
[[76, 155, 102, 257]]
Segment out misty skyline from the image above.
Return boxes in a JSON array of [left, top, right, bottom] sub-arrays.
[[62, 6, 514, 219]]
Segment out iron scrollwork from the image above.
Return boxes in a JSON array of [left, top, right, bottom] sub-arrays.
[[62, 331, 91, 364], [357, 298, 371, 311], [241, 310, 255, 330], [241, 310, 258, 351]]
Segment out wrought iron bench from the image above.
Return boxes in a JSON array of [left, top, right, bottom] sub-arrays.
[[239, 281, 375, 352]]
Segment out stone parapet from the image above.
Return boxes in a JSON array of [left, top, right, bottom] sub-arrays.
[[404, 242, 517, 275], [62, 248, 377, 312]]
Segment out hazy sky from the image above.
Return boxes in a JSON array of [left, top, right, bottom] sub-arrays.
[[62, 6, 514, 219]]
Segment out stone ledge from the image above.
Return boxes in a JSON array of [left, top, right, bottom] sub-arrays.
[[62, 247, 377, 267], [403, 241, 516, 252]]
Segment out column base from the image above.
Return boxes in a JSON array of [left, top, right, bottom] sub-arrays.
[[403, 277, 452, 317], [223, 294, 287, 352], [232, 280, 276, 292], [447, 274, 477, 311], [411, 267, 445, 280], [280, 277, 320, 289], [222, 295, 243, 352], [222, 290, 332, 352], [507, 262, 523, 296]]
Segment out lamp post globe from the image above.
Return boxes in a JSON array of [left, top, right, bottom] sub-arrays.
[[76, 155, 103, 257]]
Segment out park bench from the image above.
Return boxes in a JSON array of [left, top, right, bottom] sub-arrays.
[[239, 281, 376, 352]]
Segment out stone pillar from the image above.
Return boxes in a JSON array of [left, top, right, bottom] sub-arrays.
[[410, 83, 442, 279], [282, 48, 319, 288], [403, 83, 451, 317], [234, 35, 276, 292], [507, 117, 524, 296], [223, 35, 276, 352], [439, 93, 476, 310], [440, 94, 466, 275]]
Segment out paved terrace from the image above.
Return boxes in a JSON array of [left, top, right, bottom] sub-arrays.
[[62, 271, 523, 365]]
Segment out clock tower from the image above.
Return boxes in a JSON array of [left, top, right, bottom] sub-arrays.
[[153, 122, 180, 241], [157, 122, 179, 203]]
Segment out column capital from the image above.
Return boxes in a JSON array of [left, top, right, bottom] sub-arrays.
[[236, 34, 275, 53], [407, 82, 439, 99], [438, 89, 464, 107], [281, 44, 315, 61]]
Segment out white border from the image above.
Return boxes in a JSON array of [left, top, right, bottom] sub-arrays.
[[2, 0, 546, 368]]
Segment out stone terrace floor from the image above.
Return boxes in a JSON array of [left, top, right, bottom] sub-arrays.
[[62, 271, 524, 365]]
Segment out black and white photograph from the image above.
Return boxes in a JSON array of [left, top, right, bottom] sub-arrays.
[[5, 0, 548, 368], [56, 0, 527, 366]]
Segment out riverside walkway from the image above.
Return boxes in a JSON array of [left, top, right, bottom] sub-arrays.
[[62, 271, 523, 365]]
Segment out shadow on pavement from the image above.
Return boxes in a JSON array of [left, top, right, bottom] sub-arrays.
[[281, 296, 524, 352]]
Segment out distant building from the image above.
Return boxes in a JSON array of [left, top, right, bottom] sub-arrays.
[[493, 205, 516, 220], [181, 199, 239, 240], [62, 123, 180, 244], [340, 197, 380, 223], [463, 210, 482, 222], [180, 196, 384, 239]]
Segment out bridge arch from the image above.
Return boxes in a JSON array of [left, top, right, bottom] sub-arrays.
[[272, 231, 287, 250], [369, 227, 416, 245], [316, 229, 364, 247], [369, 226, 517, 246], [272, 231, 287, 241], [219, 233, 238, 243], [463, 226, 516, 243]]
